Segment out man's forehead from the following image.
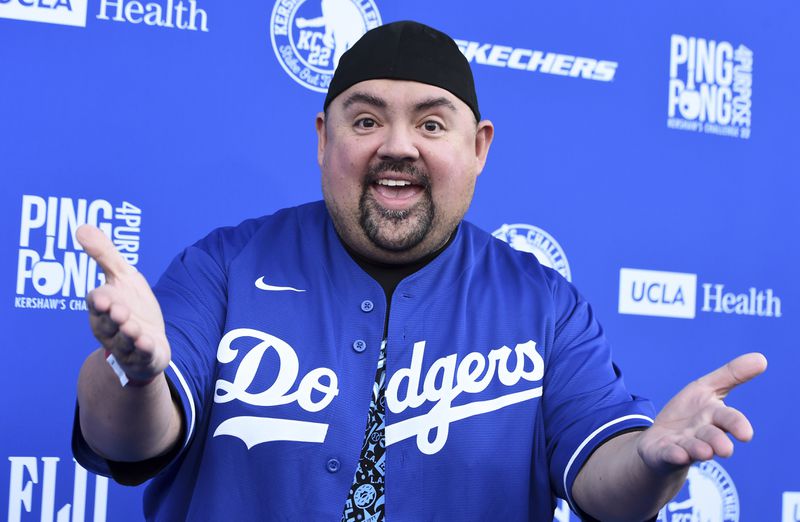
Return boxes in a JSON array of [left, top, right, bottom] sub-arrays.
[[335, 79, 469, 115]]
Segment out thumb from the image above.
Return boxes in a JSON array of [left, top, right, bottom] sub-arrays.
[[76, 224, 130, 282], [696, 352, 767, 397]]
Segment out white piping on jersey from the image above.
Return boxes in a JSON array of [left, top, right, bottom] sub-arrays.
[[169, 360, 197, 448], [562, 414, 654, 514]]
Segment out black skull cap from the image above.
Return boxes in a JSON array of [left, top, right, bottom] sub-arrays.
[[323, 21, 480, 121]]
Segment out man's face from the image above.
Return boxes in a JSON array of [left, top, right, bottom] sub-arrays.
[[316, 79, 494, 264]]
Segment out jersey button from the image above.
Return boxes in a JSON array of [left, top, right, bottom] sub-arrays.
[[352, 339, 367, 353], [326, 458, 341, 473], [360, 300, 374, 312]]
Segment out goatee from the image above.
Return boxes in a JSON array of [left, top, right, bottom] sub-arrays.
[[359, 161, 434, 252]]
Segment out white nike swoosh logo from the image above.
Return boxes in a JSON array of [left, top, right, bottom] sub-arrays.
[[255, 276, 306, 292]]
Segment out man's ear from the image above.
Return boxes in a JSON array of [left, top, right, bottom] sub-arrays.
[[315, 112, 327, 168], [474, 120, 495, 176]]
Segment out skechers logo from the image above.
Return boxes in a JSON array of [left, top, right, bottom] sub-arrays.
[[255, 276, 305, 292], [618, 268, 697, 319]]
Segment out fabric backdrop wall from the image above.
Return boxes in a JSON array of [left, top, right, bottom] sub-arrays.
[[2, 1, 798, 520]]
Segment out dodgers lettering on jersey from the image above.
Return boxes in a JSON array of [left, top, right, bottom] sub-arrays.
[[73, 201, 654, 521]]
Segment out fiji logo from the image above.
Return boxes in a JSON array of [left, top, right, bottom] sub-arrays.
[[492, 224, 571, 282], [658, 461, 739, 522], [269, 0, 381, 93]]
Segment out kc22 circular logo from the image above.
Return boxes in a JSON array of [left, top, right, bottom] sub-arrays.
[[493, 223, 572, 282], [270, 0, 382, 93], [657, 461, 740, 522]]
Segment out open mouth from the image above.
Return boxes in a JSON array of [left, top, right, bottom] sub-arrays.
[[371, 177, 426, 207]]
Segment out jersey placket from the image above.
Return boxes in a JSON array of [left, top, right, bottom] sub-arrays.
[[342, 339, 387, 522]]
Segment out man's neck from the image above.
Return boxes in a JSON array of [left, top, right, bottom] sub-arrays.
[[342, 231, 457, 339], [342, 230, 456, 301]]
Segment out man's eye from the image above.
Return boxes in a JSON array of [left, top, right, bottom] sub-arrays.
[[356, 118, 377, 129], [422, 121, 443, 132]]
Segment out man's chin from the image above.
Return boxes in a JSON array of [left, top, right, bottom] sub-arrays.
[[365, 226, 427, 253]]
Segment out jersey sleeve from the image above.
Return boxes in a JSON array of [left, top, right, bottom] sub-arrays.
[[154, 240, 229, 457], [541, 270, 656, 518], [72, 231, 231, 482]]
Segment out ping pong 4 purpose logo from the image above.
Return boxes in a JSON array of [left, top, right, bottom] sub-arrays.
[[667, 34, 753, 139], [14, 195, 142, 312]]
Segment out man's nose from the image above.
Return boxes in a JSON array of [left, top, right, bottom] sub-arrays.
[[377, 125, 420, 162]]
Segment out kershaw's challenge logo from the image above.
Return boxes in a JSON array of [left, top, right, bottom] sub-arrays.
[[212, 328, 544, 455], [270, 0, 381, 93], [15, 195, 141, 311], [657, 461, 739, 522], [668, 34, 753, 139], [493, 224, 572, 282]]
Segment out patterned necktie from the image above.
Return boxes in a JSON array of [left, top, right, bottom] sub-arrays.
[[342, 339, 387, 522]]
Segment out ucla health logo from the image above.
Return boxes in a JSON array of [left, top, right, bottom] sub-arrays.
[[492, 224, 571, 282], [657, 461, 739, 522], [15, 195, 142, 312], [619, 268, 782, 320], [0, 0, 88, 27], [784, 492, 800, 522], [667, 34, 753, 139], [619, 268, 697, 319], [270, 0, 381, 93]]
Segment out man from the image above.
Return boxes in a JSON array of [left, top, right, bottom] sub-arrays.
[[73, 21, 766, 521]]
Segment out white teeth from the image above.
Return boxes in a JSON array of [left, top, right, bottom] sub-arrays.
[[376, 179, 412, 187]]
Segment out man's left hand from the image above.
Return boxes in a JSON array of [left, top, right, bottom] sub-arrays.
[[636, 352, 767, 474]]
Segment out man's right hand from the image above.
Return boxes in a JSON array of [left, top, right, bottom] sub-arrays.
[[77, 224, 170, 383]]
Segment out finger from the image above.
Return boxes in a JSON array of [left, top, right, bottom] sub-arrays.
[[118, 316, 142, 341], [76, 224, 130, 281], [677, 437, 714, 462], [108, 302, 131, 326], [657, 443, 691, 468], [90, 310, 119, 339], [107, 328, 136, 356], [696, 352, 768, 396], [713, 406, 754, 442], [134, 333, 157, 353], [87, 287, 113, 314], [695, 425, 734, 458]]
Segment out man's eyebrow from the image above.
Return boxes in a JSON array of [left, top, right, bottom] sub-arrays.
[[342, 92, 387, 109], [414, 97, 458, 113]]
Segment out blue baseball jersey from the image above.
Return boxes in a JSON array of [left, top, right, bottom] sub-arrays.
[[74, 201, 655, 521]]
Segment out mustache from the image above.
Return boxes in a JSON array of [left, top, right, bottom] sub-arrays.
[[364, 161, 430, 188]]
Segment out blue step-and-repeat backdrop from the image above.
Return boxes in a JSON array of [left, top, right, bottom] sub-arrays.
[[2, 1, 798, 520]]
